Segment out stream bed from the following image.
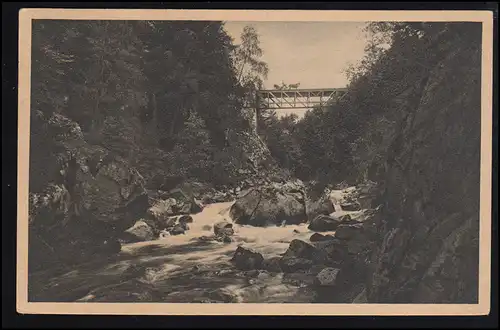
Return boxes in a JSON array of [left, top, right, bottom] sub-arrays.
[[29, 189, 365, 303]]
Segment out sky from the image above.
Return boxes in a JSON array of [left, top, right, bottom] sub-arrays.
[[223, 21, 370, 118]]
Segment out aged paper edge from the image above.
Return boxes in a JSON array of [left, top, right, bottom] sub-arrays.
[[16, 9, 494, 316]]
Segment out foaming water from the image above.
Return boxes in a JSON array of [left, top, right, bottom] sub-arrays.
[[31, 188, 363, 303]]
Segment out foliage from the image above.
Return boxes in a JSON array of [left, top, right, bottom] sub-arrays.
[[31, 20, 264, 189], [259, 22, 482, 189]]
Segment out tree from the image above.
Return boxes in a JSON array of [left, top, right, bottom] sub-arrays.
[[259, 22, 473, 188], [231, 25, 269, 129], [31, 20, 260, 188]]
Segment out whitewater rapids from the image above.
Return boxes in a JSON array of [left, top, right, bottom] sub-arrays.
[[29, 189, 364, 303]]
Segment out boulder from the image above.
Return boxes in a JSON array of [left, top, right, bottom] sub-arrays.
[[229, 181, 307, 227], [282, 239, 326, 264], [178, 215, 194, 224], [308, 214, 350, 232], [345, 237, 372, 255], [221, 235, 233, 243], [231, 246, 264, 270], [279, 257, 314, 273], [355, 181, 380, 209], [340, 202, 361, 211], [214, 234, 233, 243], [213, 221, 234, 237], [206, 288, 238, 303], [315, 267, 341, 286], [156, 216, 178, 230], [168, 187, 204, 214], [147, 198, 177, 223], [262, 256, 282, 272], [311, 240, 349, 265], [310, 233, 336, 242], [305, 191, 335, 221], [213, 192, 229, 203], [307, 264, 330, 276], [198, 235, 216, 242], [335, 223, 365, 240], [124, 220, 155, 242], [283, 272, 316, 286], [158, 229, 170, 239], [98, 238, 122, 255], [169, 225, 185, 236]]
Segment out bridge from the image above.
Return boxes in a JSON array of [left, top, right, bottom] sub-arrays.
[[257, 88, 348, 111]]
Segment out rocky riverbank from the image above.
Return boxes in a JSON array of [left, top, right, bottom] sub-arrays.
[[28, 181, 381, 303]]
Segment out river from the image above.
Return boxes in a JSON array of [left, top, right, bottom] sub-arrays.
[[29, 188, 364, 303]]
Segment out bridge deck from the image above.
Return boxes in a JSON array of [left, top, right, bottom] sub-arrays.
[[259, 88, 348, 93], [257, 87, 348, 110]]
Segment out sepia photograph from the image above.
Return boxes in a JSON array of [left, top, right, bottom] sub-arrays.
[[16, 9, 493, 315]]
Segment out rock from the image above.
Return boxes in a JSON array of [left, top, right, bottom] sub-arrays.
[[306, 191, 335, 221], [352, 288, 368, 303], [180, 222, 190, 231], [229, 181, 307, 227], [293, 229, 300, 234], [195, 298, 218, 304], [147, 198, 177, 223], [364, 27, 482, 304], [338, 214, 358, 224], [100, 239, 122, 254], [279, 257, 314, 273], [306, 264, 330, 276], [157, 216, 178, 230], [190, 198, 203, 213], [308, 214, 342, 232], [215, 234, 233, 243], [335, 223, 364, 240], [206, 288, 238, 303], [178, 215, 194, 224], [169, 225, 185, 236], [346, 237, 372, 255], [28, 112, 149, 269], [262, 257, 282, 272], [283, 272, 316, 286], [344, 182, 380, 210], [202, 224, 212, 231], [158, 229, 170, 239], [311, 240, 349, 264], [231, 246, 264, 270], [177, 201, 192, 214], [340, 202, 361, 211], [198, 235, 216, 242], [124, 220, 155, 242], [257, 270, 272, 280], [242, 269, 260, 278], [315, 267, 341, 286], [214, 221, 234, 236], [168, 187, 204, 214], [310, 233, 336, 242], [282, 239, 326, 264], [213, 192, 228, 203]]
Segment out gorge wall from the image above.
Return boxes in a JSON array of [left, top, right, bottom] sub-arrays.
[[363, 23, 482, 303]]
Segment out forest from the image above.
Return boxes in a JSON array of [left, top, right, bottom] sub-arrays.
[[28, 20, 481, 304]]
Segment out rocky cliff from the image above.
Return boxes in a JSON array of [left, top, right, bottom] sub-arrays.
[[364, 24, 482, 303], [29, 111, 149, 272]]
